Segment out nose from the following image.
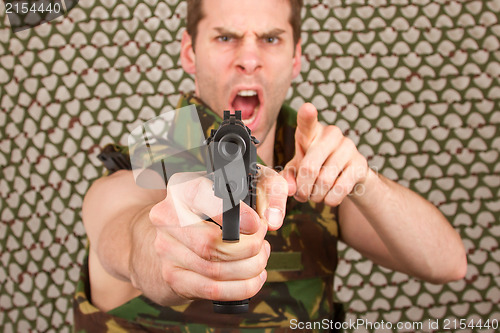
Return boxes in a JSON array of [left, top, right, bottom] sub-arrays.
[[235, 38, 262, 75]]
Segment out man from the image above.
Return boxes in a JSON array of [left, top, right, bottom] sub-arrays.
[[74, 0, 467, 331]]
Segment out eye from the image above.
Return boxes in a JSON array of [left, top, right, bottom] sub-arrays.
[[264, 36, 279, 44], [217, 35, 232, 42]]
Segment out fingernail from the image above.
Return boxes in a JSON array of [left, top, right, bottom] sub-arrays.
[[260, 270, 267, 283], [293, 194, 307, 203], [264, 241, 271, 258], [265, 207, 283, 228]]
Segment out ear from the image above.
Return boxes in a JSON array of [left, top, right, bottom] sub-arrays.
[[292, 39, 302, 79], [180, 30, 196, 75]]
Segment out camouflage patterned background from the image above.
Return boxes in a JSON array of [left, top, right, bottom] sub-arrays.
[[0, 0, 499, 331]]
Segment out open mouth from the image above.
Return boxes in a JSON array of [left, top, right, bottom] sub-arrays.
[[231, 90, 260, 125]]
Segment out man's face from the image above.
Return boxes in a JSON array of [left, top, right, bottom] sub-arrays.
[[181, 0, 301, 145]]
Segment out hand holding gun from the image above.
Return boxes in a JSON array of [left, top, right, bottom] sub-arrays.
[[127, 108, 288, 313]]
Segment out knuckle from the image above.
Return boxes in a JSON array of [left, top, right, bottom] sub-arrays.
[[311, 196, 324, 204], [335, 183, 347, 195], [357, 154, 368, 169], [169, 276, 189, 299], [149, 198, 178, 228], [248, 238, 263, 258], [309, 191, 324, 203], [207, 261, 222, 280], [257, 249, 269, 272], [195, 230, 224, 262], [316, 171, 331, 187], [323, 125, 335, 136], [333, 125, 343, 137], [325, 125, 342, 139], [206, 281, 222, 300], [309, 184, 321, 199], [325, 191, 342, 207], [153, 232, 169, 256], [343, 137, 356, 151], [324, 163, 341, 177], [161, 265, 176, 287], [324, 196, 339, 207], [301, 163, 321, 178], [198, 238, 218, 261], [234, 280, 252, 300], [294, 189, 309, 202], [149, 203, 163, 226]]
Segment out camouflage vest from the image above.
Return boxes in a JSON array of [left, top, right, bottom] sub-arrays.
[[73, 93, 343, 332]]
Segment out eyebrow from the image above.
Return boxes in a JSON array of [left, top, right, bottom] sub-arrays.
[[257, 28, 286, 39], [213, 27, 286, 39], [213, 27, 243, 38]]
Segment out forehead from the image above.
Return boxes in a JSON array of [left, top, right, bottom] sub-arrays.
[[200, 0, 293, 33]]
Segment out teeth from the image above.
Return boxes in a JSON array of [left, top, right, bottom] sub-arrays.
[[237, 90, 257, 97]]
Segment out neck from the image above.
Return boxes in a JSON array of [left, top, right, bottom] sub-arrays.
[[256, 122, 276, 167]]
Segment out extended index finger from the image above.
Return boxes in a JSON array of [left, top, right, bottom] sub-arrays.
[[295, 103, 320, 151]]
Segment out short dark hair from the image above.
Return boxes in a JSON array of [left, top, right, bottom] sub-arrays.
[[186, 0, 303, 49]]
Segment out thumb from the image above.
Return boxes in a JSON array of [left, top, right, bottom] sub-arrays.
[[256, 166, 288, 231], [238, 202, 262, 235]]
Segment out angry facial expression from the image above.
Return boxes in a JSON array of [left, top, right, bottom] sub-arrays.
[[181, 0, 302, 146]]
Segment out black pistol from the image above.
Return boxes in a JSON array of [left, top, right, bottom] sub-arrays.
[[205, 110, 259, 314]]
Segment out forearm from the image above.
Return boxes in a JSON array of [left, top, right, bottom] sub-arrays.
[[83, 170, 187, 307], [347, 168, 467, 283], [96, 206, 188, 307]]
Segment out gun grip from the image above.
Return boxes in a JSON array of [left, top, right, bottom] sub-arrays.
[[222, 202, 240, 242], [212, 202, 251, 313]]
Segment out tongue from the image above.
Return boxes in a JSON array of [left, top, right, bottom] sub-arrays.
[[232, 95, 259, 119]]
